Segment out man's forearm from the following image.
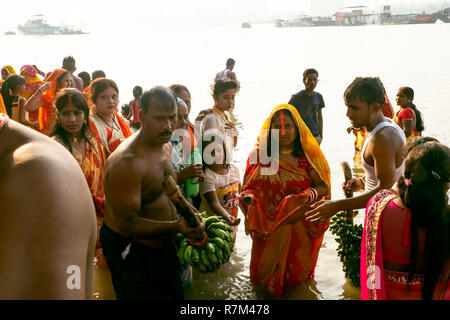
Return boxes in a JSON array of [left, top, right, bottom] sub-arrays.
[[335, 186, 382, 211]]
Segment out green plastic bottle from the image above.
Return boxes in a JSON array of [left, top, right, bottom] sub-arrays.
[[185, 147, 202, 198]]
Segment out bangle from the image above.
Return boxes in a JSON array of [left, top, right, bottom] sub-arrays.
[[309, 188, 318, 203]]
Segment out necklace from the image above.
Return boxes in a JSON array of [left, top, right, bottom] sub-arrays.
[[280, 148, 294, 155], [71, 136, 84, 144], [97, 113, 120, 132]]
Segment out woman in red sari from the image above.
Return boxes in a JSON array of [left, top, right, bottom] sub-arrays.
[[361, 139, 450, 300], [239, 104, 331, 295], [394, 86, 424, 142], [88, 78, 131, 157], [24, 68, 73, 135]]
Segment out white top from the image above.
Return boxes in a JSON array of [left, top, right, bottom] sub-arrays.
[[215, 69, 231, 80], [361, 118, 406, 191], [199, 165, 241, 216]]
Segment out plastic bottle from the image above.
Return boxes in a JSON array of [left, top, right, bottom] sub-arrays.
[[185, 147, 202, 198]]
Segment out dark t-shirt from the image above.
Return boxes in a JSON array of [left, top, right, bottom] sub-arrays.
[[288, 90, 325, 136]]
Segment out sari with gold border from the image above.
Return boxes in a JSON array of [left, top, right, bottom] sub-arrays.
[[361, 189, 450, 300], [240, 104, 331, 295]]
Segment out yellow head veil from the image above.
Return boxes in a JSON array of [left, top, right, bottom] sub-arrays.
[[255, 104, 331, 198]]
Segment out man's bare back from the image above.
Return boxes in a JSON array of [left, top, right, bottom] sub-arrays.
[[0, 118, 96, 299]]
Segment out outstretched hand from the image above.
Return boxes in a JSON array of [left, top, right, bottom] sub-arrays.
[[305, 199, 339, 224], [225, 214, 241, 227]]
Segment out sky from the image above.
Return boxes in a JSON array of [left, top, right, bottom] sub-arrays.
[[0, 0, 448, 30]]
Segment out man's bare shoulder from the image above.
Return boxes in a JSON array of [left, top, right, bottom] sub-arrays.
[[372, 125, 404, 149], [104, 137, 149, 179]]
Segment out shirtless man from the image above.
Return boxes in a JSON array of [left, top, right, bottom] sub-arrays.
[[100, 86, 205, 300], [215, 58, 237, 82], [0, 115, 96, 299], [306, 77, 406, 223], [62, 56, 84, 91]]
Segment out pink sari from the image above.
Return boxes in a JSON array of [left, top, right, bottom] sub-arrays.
[[361, 189, 450, 300]]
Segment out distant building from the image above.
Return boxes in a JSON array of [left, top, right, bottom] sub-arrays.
[[334, 6, 377, 25]]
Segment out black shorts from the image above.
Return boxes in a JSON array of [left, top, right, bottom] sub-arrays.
[[99, 223, 183, 300]]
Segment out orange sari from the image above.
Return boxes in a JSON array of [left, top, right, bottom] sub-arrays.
[[240, 104, 331, 295], [20, 65, 44, 123], [0, 94, 6, 115], [53, 135, 106, 261], [39, 68, 67, 135]]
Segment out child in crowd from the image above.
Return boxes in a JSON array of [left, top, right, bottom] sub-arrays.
[[199, 140, 241, 242]]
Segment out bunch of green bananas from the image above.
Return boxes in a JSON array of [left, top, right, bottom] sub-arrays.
[[329, 210, 363, 287], [176, 215, 235, 273]]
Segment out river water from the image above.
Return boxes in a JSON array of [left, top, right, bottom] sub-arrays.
[[2, 22, 449, 300]]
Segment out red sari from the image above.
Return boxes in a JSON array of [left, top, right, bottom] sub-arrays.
[[240, 104, 331, 295]]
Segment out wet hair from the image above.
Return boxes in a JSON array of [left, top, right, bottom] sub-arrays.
[[132, 86, 143, 97], [344, 77, 385, 108], [303, 68, 318, 80], [169, 84, 191, 97], [88, 78, 119, 109], [267, 109, 303, 158], [62, 56, 76, 72], [226, 58, 235, 67], [402, 136, 439, 159], [398, 86, 425, 132], [0, 75, 25, 117], [51, 88, 94, 153], [140, 86, 177, 113], [91, 70, 106, 80], [212, 78, 238, 97], [77, 71, 91, 88], [397, 141, 450, 300]]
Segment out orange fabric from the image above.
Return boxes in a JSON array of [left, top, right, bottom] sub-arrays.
[[115, 111, 132, 138], [0, 94, 6, 115], [187, 122, 198, 153], [39, 68, 67, 135], [20, 65, 44, 123], [240, 104, 331, 295]]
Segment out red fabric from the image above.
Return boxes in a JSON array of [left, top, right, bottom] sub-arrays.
[[241, 153, 329, 295], [130, 99, 140, 124], [397, 108, 414, 121], [381, 92, 394, 119]]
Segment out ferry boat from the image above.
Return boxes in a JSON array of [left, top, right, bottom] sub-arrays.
[[18, 15, 87, 35]]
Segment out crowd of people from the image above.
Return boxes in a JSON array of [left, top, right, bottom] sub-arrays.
[[0, 57, 449, 300]]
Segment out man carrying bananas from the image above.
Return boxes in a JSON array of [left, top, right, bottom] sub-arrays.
[[99, 86, 205, 300]]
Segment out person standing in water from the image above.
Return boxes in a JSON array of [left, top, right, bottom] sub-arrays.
[[288, 68, 325, 145], [100, 86, 204, 300], [305, 77, 406, 223]]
